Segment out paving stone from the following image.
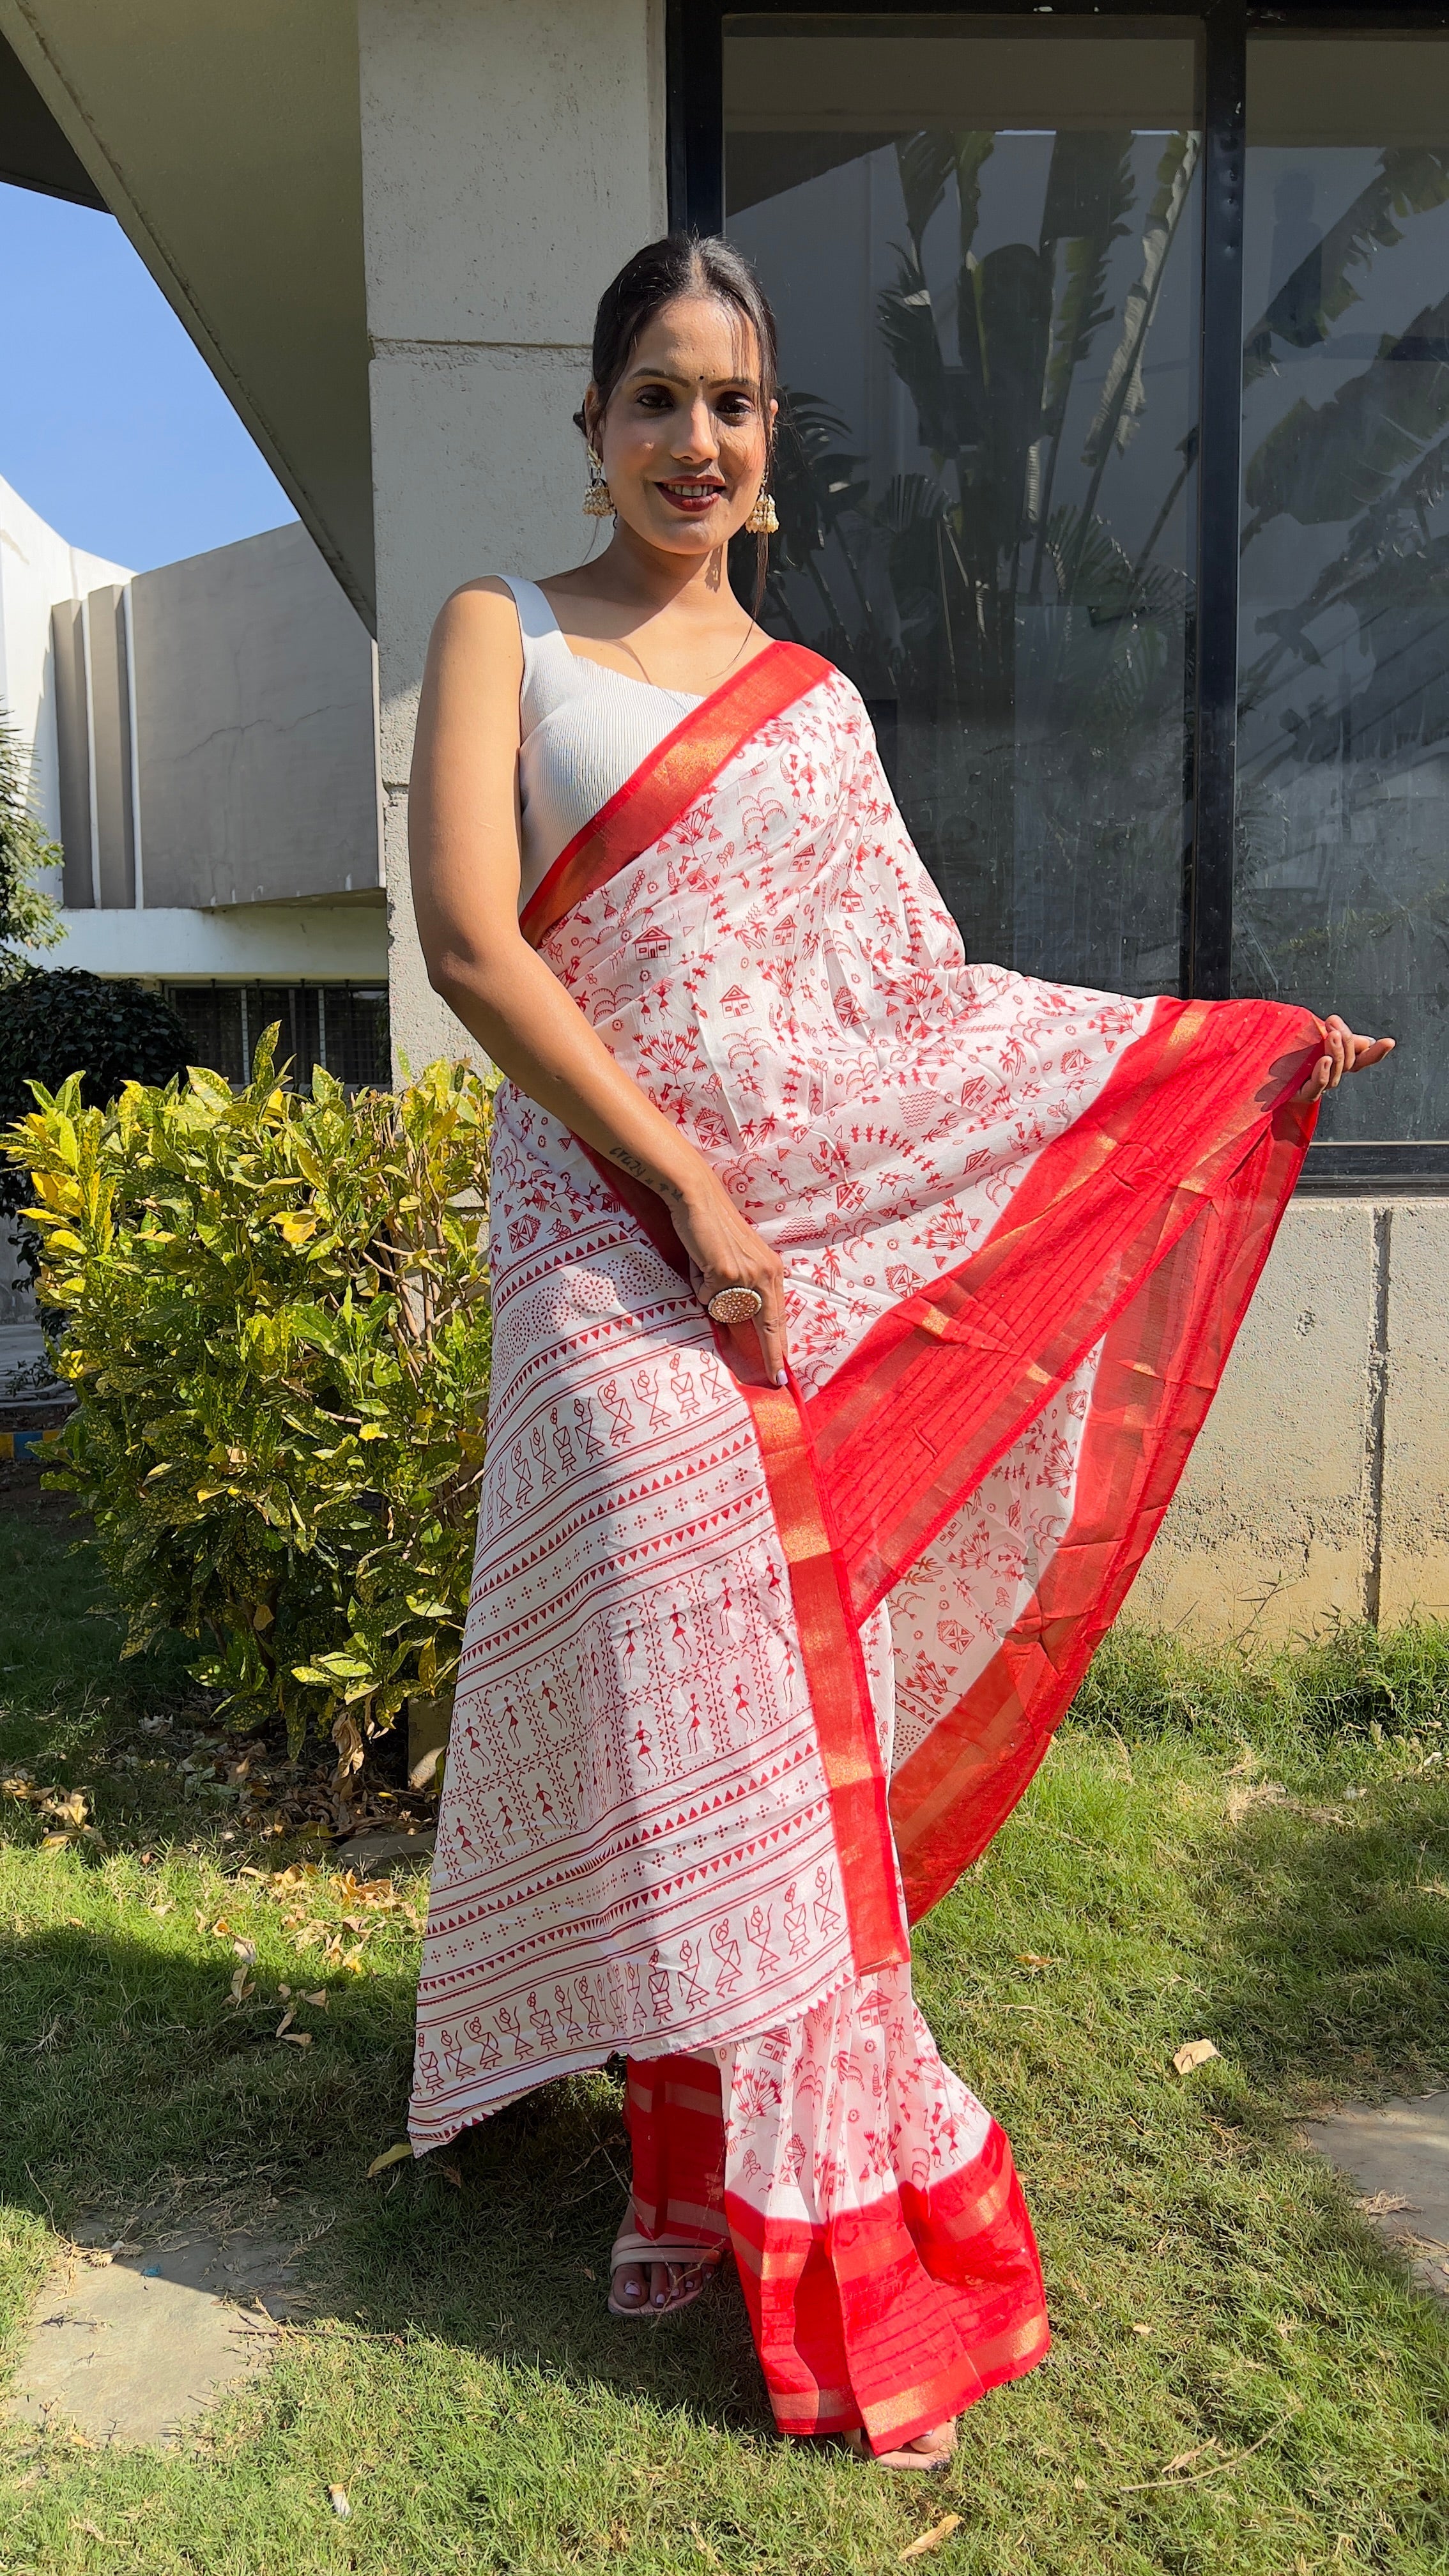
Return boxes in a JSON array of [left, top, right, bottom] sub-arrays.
[[1303, 2091, 1449, 2301], [8, 2232, 303, 2448], [342, 1827, 434, 1877]]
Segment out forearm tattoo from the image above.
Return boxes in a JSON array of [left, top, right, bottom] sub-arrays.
[[607, 1145, 687, 1206]]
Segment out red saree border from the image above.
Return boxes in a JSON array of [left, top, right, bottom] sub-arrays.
[[888, 1093, 1312, 1920], [806, 995, 1322, 1616], [732, 1372, 909, 1977], [518, 639, 833, 951]]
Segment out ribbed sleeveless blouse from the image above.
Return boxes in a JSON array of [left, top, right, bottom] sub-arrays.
[[498, 576, 700, 912]]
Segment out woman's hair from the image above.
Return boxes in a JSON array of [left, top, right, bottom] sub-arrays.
[[578, 233, 779, 604]]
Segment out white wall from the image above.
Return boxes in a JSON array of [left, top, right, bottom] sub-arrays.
[[356, 0, 666, 1080], [0, 468, 129, 849]]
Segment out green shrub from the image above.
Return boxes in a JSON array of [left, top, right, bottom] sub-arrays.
[[3, 1032, 494, 1760], [0, 967, 192, 1263]]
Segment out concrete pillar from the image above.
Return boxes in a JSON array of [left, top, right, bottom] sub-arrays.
[[1379, 1203, 1449, 1623], [356, 0, 666, 1080]]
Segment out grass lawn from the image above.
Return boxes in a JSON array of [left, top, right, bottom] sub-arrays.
[[0, 1505, 1446, 2573]]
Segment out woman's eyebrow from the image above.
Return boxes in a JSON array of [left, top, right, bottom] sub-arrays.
[[621, 364, 760, 393]]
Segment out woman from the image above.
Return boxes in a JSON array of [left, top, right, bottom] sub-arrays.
[[406, 234, 1390, 2467]]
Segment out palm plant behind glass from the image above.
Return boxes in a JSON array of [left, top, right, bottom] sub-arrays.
[[1234, 143, 1449, 1138], [756, 125, 1200, 990]]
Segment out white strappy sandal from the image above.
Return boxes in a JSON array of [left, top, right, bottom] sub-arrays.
[[607, 2216, 724, 2318]]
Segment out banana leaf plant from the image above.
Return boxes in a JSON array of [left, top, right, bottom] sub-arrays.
[[758, 123, 1200, 981], [1234, 144, 1449, 1084]]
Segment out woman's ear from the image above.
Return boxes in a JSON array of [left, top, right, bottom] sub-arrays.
[[582, 382, 604, 449]]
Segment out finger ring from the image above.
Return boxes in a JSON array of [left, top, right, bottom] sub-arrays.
[[707, 1285, 764, 1324]]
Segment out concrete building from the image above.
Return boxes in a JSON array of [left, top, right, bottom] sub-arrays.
[[0, 0, 1445, 1634], [0, 471, 388, 1083]]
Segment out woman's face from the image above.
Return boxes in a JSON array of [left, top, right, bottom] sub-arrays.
[[589, 293, 774, 561]]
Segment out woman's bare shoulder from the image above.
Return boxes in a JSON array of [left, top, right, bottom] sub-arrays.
[[431, 574, 523, 638]]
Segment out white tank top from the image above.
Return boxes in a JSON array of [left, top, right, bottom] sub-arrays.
[[498, 576, 700, 912]]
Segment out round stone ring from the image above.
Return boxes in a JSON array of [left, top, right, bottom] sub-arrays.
[[706, 1285, 765, 1325]]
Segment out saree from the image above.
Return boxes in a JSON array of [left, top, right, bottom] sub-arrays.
[[411, 638, 1320, 2450]]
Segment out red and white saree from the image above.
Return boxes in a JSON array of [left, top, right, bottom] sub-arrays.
[[410, 634, 1319, 2453]]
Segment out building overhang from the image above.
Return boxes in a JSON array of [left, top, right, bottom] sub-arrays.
[[31, 902, 389, 984], [0, 5, 376, 628]]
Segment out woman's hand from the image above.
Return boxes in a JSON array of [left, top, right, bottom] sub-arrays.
[[1295, 1015, 1395, 1105], [671, 1169, 789, 1388]]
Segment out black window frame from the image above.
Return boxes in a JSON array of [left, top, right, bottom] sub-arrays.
[[670, 0, 1449, 1191]]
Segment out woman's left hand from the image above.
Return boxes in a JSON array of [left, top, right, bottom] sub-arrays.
[[1295, 1015, 1395, 1105]]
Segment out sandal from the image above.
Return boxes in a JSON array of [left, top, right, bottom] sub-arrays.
[[845, 2423, 958, 2472], [607, 2221, 723, 2319]]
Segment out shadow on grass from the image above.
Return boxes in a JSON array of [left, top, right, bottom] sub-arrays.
[[1195, 1775, 1449, 2110], [3, 1503, 1446, 2480], [0, 1913, 774, 2440]]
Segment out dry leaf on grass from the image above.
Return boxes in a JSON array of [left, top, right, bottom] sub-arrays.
[[279, 2030, 312, 2048], [231, 1938, 257, 1963], [900, 2515, 962, 2561], [1224, 1779, 1288, 1825], [367, 2140, 414, 2179], [43, 1790, 89, 1829], [229, 1967, 254, 2005], [436, 2159, 463, 2190], [1015, 1952, 1055, 1970], [1172, 2039, 1221, 2076], [303, 1989, 328, 2008], [1357, 2192, 1414, 2216], [1119, 2421, 1283, 2494], [328, 2485, 350, 2518], [275, 2007, 295, 2037], [70, 2522, 111, 2544], [1162, 2440, 1218, 2476]]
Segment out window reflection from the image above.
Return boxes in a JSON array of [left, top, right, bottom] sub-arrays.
[[725, 14, 1201, 995], [1236, 36, 1449, 1142]]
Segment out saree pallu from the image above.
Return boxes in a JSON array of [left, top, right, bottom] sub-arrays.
[[411, 640, 1319, 2448]]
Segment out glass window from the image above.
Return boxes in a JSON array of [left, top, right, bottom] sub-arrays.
[[164, 985, 392, 1091], [1236, 35, 1449, 1145], [724, 12, 1202, 995]]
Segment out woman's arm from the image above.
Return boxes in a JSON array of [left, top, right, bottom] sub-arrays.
[[408, 581, 790, 1383]]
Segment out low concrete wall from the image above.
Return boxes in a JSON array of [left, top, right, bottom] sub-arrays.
[[1133, 1197, 1449, 1636]]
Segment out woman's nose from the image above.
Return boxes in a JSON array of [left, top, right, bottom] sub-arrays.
[[672, 396, 720, 464]]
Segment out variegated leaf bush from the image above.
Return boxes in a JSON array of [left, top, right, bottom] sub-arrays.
[[3, 1031, 494, 1758]]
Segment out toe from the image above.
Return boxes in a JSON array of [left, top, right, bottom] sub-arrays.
[[612, 2262, 647, 2308]]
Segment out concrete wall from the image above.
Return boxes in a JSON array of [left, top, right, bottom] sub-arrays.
[[4, 469, 382, 985], [356, 0, 666, 1080], [1133, 1197, 1449, 1636], [128, 524, 379, 910], [0, 468, 129, 870]]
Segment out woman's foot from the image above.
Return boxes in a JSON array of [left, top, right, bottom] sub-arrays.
[[847, 2421, 958, 2471], [608, 2253, 715, 2317]]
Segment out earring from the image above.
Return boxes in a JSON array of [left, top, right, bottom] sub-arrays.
[[745, 485, 778, 535], [583, 446, 613, 518]]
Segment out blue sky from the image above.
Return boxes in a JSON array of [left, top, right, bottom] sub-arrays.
[[0, 180, 295, 572]]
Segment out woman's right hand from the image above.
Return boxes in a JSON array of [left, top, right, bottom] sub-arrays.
[[671, 1169, 789, 1388]]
